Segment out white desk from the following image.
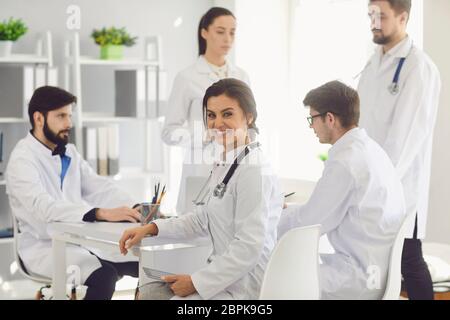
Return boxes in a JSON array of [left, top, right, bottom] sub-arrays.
[[50, 221, 211, 300]]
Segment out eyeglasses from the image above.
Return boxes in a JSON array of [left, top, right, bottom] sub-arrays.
[[306, 113, 327, 126], [306, 112, 340, 126]]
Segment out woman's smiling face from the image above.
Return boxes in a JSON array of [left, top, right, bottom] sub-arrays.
[[205, 94, 252, 150]]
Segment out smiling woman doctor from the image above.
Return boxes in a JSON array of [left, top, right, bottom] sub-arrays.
[[120, 79, 283, 300], [161, 7, 250, 214]]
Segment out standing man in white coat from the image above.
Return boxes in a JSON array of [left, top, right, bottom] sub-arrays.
[[358, 0, 441, 299], [162, 7, 249, 214], [278, 81, 406, 299], [6, 86, 142, 300]]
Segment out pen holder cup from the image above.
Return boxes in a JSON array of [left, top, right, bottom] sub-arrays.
[[140, 203, 161, 225]]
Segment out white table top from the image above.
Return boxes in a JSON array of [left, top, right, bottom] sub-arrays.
[[50, 221, 211, 251]]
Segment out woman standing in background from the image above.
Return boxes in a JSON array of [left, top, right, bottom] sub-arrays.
[[161, 7, 250, 214]]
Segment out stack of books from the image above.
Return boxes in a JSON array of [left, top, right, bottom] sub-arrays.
[[83, 125, 120, 176]]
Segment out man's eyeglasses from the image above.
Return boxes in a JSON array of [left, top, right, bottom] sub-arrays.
[[306, 113, 327, 126], [306, 112, 339, 126]]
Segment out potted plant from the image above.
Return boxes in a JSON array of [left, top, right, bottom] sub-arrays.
[[91, 27, 137, 60], [0, 17, 28, 57]]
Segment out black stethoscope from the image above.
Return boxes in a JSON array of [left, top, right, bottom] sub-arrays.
[[192, 142, 260, 206], [355, 44, 413, 96], [386, 44, 414, 95], [388, 56, 407, 95]]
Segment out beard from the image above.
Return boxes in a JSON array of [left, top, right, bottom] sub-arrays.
[[43, 119, 70, 146], [372, 29, 394, 45]]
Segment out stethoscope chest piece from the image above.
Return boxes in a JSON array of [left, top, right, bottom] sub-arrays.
[[213, 182, 227, 199], [389, 82, 400, 95]]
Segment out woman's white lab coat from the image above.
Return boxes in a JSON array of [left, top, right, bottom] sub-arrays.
[[153, 144, 283, 300], [161, 56, 250, 213], [5, 133, 137, 283], [277, 128, 406, 300], [357, 36, 441, 239]]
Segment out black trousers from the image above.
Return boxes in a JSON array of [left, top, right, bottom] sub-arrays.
[[84, 258, 139, 300], [401, 215, 434, 300]]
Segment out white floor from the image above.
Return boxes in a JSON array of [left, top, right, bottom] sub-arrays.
[[0, 276, 138, 300]]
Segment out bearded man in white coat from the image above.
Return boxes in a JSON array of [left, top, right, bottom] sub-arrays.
[[6, 86, 142, 300], [278, 81, 406, 299], [358, 0, 441, 300]]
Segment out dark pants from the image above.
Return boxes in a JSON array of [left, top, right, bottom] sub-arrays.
[[401, 215, 434, 300], [84, 258, 139, 300]]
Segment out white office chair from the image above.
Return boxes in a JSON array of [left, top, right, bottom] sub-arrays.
[[12, 216, 52, 285], [259, 224, 321, 300], [382, 213, 416, 300]]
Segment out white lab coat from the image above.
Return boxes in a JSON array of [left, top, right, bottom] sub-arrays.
[[358, 36, 441, 239], [5, 132, 138, 283], [277, 128, 406, 300], [153, 144, 283, 300], [161, 56, 250, 213]]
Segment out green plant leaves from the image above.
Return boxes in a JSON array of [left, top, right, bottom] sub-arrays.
[[91, 27, 137, 47], [0, 17, 28, 41], [318, 153, 328, 162]]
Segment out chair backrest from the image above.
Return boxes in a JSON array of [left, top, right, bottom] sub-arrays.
[[259, 224, 321, 300], [12, 216, 51, 284], [382, 213, 416, 300]]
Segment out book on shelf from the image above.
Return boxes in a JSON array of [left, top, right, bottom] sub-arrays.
[[84, 125, 120, 176], [114, 69, 167, 119], [0, 65, 58, 118], [97, 126, 109, 176], [107, 125, 119, 176], [83, 127, 97, 173]]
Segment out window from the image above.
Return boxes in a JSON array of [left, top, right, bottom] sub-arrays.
[[235, 0, 423, 181]]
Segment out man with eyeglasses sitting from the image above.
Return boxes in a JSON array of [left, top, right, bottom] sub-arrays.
[[278, 80, 406, 299]]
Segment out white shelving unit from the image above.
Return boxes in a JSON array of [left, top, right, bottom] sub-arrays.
[[0, 32, 54, 243], [0, 31, 53, 95], [0, 118, 28, 124], [64, 32, 168, 182]]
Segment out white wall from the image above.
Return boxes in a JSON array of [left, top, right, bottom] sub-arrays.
[[1, 0, 212, 111], [424, 0, 450, 244], [234, 0, 290, 179]]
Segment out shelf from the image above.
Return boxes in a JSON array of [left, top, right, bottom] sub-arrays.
[[71, 56, 159, 67], [0, 54, 49, 65], [0, 237, 13, 244], [113, 168, 158, 179], [0, 180, 6, 186], [82, 116, 147, 123], [0, 117, 28, 124], [102, 168, 165, 181]]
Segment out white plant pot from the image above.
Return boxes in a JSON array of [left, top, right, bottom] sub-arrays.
[[0, 41, 13, 57]]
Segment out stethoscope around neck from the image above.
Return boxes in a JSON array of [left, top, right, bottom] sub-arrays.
[[386, 44, 414, 95], [355, 44, 413, 96], [388, 56, 407, 95], [192, 141, 260, 206]]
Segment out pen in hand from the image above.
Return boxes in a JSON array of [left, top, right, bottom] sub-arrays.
[[284, 192, 296, 198]]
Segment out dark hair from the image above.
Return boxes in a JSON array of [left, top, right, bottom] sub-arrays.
[[202, 78, 259, 134], [303, 81, 360, 129], [198, 7, 235, 56], [369, 0, 411, 15], [28, 86, 77, 129]]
